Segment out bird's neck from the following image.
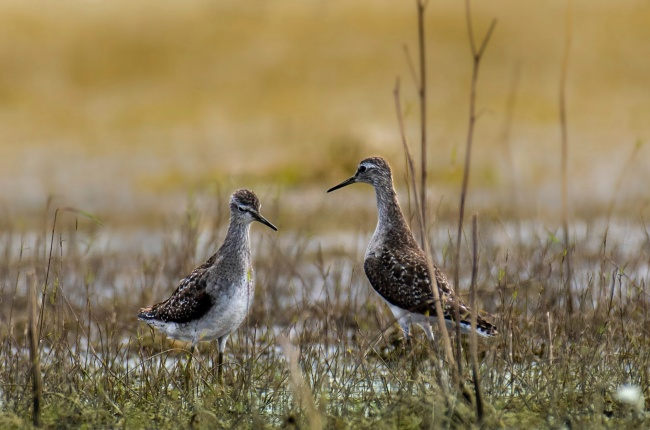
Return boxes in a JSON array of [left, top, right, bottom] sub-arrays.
[[373, 183, 414, 241], [220, 220, 252, 262]]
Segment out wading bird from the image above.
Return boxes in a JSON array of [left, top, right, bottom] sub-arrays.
[[138, 189, 277, 383], [328, 157, 497, 341]]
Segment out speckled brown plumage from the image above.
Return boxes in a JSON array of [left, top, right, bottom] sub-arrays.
[[138, 254, 216, 324], [328, 157, 498, 339]]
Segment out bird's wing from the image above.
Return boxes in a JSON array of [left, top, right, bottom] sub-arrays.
[[364, 246, 448, 317], [364, 247, 498, 336], [138, 254, 219, 324]]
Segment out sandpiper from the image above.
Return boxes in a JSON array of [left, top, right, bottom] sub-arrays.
[[327, 156, 497, 340], [138, 189, 277, 383]]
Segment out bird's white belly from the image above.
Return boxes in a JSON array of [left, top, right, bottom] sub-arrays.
[[160, 278, 253, 344], [385, 300, 431, 326], [199, 279, 253, 342]]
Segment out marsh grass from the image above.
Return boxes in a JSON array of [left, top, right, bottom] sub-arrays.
[[0, 195, 649, 428]]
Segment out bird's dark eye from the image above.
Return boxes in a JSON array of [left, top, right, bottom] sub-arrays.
[[238, 206, 245, 212], [358, 165, 367, 173]]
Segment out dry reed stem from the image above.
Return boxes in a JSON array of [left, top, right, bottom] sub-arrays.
[[39, 208, 59, 338], [39, 206, 102, 338], [469, 214, 484, 422], [417, 0, 429, 242], [28, 271, 42, 428], [394, 80, 458, 396], [278, 335, 322, 430], [454, 0, 497, 379], [547, 311, 553, 361], [559, 0, 574, 318], [394, 79, 427, 253]]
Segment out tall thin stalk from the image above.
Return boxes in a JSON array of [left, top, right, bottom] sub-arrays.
[[559, 0, 574, 318], [417, 0, 429, 243], [278, 335, 323, 430], [395, 80, 427, 249], [394, 80, 455, 396], [39, 208, 59, 338], [454, 0, 496, 377], [469, 215, 484, 422], [39, 207, 102, 338], [397, 2, 451, 363], [28, 272, 42, 428]]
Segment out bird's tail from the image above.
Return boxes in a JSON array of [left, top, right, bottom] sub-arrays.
[[137, 307, 156, 321], [443, 300, 499, 337], [456, 313, 499, 337]]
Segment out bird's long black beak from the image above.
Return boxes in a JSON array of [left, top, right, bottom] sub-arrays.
[[327, 176, 357, 193], [252, 212, 278, 231]]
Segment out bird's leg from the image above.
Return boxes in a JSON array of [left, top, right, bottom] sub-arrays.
[[217, 351, 223, 385], [399, 319, 420, 386], [217, 336, 227, 385], [422, 322, 435, 343], [185, 344, 195, 390], [399, 319, 412, 349]]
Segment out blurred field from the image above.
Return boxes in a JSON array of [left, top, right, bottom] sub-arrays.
[[0, 0, 648, 225]]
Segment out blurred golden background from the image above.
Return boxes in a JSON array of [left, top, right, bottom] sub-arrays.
[[1, 0, 648, 226]]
